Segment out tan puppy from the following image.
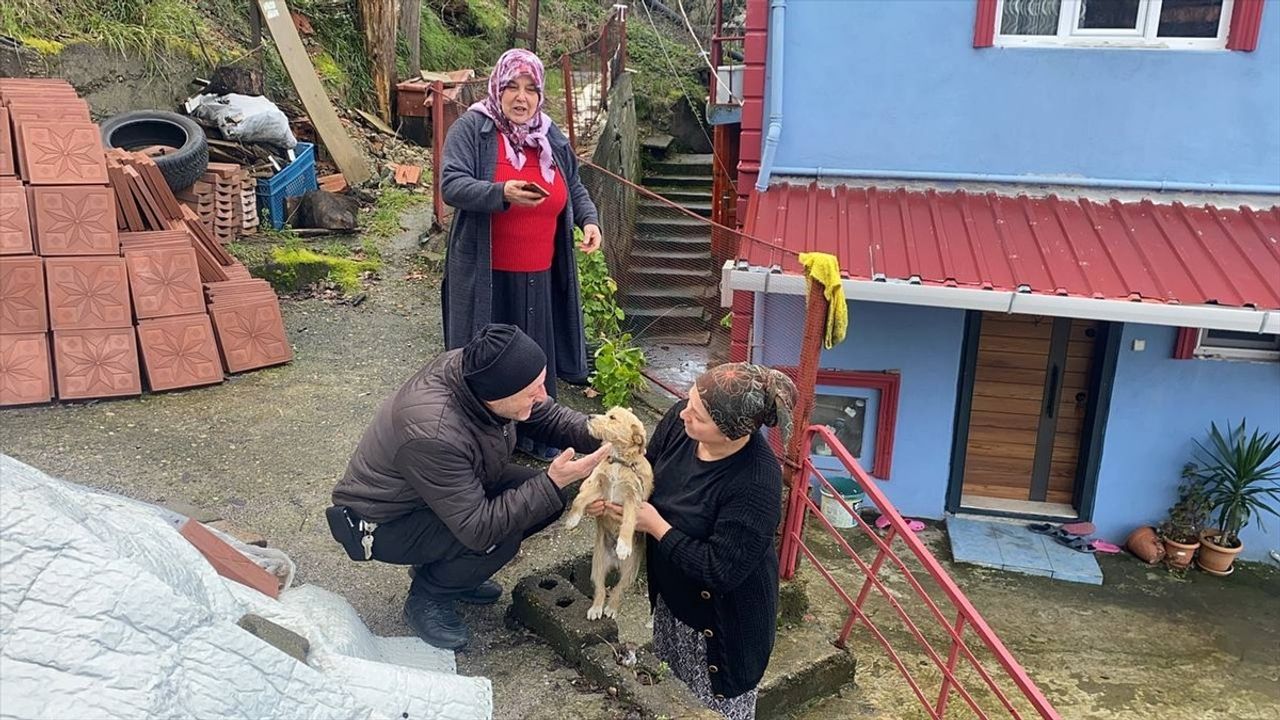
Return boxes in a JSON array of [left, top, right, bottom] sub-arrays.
[[563, 406, 654, 620]]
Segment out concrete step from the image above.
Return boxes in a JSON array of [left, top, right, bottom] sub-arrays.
[[642, 174, 714, 189], [643, 187, 714, 203], [637, 328, 714, 346], [642, 133, 675, 158], [632, 247, 713, 263], [625, 284, 719, 300], [622, 305, 707, 320], [635, 215, 713, 232], [639, 197, 713, 217], [634, 234, 714, 253], [628, 265, 715, 279], [756, 622, 858, 719], [649, 154, 715, 177]]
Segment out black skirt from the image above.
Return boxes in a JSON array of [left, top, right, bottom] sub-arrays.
[[490, 269, 559, 399]]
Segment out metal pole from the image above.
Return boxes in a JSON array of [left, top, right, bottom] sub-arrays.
[[778, 278, 829, 571], [561, 54, 577, 150]]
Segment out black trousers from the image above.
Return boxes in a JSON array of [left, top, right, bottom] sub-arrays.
[[369, 464, 564, 599]]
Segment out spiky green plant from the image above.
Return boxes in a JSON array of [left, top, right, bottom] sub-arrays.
[[1185, 420, 1280, 548]]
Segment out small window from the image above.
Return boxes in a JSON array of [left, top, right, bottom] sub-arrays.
[[996, 0, 1234, 49], [1194, 329, 1280, 362]]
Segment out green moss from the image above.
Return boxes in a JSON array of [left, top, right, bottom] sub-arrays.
[[363, 186, 426, 239], [263, 245, 380, 294], [312, 49, 348, 90]]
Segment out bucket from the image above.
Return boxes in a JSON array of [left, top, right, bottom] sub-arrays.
[[819, 476, 865, 529]]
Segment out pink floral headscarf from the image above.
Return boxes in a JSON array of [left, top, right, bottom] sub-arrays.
[[468, 48, 556, 183]]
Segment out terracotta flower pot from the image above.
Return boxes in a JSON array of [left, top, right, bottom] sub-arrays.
[[1125, 526, 1165, 565], [1196, 531, 1243, 576], [1162, 537, 1200, 569]]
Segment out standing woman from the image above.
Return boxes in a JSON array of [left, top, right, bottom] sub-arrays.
[[592, 363, 796, 719], [440, 48, 603, 460]]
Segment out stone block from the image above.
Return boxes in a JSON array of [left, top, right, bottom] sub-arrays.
[[509, 573, 617, 666], [237, 613, 309, 663]]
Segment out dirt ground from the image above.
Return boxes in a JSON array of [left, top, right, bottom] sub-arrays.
[[3, 207, 1278, 719]]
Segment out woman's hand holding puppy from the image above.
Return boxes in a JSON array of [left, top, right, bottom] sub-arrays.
[[589, 500, 671, 541]]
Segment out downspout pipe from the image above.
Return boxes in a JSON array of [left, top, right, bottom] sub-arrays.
[[767, 166, 1280, 196], [755, 0, 787, 192]]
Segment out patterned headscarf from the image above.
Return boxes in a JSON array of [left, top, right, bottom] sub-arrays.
[[467, 48, 557, 183], [694, 363, 798, 443]]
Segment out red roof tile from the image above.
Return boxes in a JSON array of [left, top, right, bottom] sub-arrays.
[[742, 184, 1280, 311]]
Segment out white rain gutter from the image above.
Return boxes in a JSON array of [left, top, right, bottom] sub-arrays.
[[755, 0, 787, 191], [721, 263, 1280, 335]]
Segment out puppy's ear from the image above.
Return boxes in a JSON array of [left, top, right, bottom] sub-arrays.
[[631, 421, 647, 449]]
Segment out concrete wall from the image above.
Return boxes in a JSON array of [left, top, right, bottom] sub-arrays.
[[587, 72, 640, 277], [757, 294, 967, 521], [1093, 324, 1280, 560], [769, 0, 1280, 187], [757, 294, 1280, 561], [1, 42, 200, 120]]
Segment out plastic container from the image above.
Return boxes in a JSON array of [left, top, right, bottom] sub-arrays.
[[818, 475, 865, 529], [256, 142, 318, 229]]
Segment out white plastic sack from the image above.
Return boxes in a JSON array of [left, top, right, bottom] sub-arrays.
[[0, 454, 492, 720], [188, 92, 298, 149]]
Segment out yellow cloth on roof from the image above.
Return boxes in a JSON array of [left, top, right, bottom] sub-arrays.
[[798, 252, 847, 349]]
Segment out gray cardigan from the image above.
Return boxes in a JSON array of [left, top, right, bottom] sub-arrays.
[[440, 110, 599, 382]]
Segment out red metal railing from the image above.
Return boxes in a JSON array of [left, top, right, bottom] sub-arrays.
[[779, 424, 1062, 719]]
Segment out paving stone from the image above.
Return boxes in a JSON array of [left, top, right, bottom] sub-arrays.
[[0, 179, 33, 255], [209, 299, 292, 373], [0, 256, 47, 333], [16, 121, 108, 185], [51, 327, 141, 400], [0, 331, 53, 407], [125, 244, 204, 319], [45, 256, 132, 330], [31, 185, 118, 255], [137, 314, 224, 392]]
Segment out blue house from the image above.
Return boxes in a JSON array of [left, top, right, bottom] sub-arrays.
[[711, 0, 1280, 560]]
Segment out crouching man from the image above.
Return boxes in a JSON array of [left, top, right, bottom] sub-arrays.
[[329, 323, 610, 649]]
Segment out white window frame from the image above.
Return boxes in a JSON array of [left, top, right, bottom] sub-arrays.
[[995, 0, 1235, 50], [1193, 328, 1280, 362]]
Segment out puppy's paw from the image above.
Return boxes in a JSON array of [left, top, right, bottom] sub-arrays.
[[615, 540, 632, 560], [563, 514, 582, 530], [604, 606, 619, 619], [586, 604, 605, 620]]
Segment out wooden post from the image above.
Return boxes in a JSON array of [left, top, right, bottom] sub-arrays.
[[779, 279, 829, 540], [358, 0, 397, 122], [432, 80, 446, 228], [400, 0, 422, 78], [560, 54, 577, 150]]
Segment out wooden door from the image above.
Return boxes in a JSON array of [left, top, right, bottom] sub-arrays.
[[961, 313, 1098, 506]]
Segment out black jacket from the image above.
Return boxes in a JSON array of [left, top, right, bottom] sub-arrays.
[[645, 401, 782, 699], [332, 350, 598, 548]]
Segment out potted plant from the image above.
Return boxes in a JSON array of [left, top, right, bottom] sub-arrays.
[[1184, 420, 1280, 577], [1157, 470, 1210, 570]]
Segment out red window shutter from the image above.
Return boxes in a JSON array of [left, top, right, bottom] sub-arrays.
[[1173, 328, 1199, 359], [974, 0, 998, 48], [1227, 0, 1265, 51]]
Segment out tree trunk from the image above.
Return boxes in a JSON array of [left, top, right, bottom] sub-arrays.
[[358, 0, 397, 122], [399, 0, 422, 78]]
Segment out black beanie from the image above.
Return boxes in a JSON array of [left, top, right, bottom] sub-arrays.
[[462, 324, 547, 401]]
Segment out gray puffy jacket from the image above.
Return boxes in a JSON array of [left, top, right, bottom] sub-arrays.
[[332, 350, 598, 550]]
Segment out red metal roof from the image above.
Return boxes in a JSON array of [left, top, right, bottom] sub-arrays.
[[742, 184, 1280, 310]]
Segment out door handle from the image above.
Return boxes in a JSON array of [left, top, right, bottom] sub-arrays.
[[1044, 363, 1061, 419]]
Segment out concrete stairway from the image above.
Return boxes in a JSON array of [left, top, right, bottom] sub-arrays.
[[624, 153, 719, 344]]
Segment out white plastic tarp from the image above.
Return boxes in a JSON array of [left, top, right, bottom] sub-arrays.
[[0, 454, 492, 720]]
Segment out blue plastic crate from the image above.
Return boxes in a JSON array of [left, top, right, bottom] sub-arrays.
[[256, 142, 318, 229]]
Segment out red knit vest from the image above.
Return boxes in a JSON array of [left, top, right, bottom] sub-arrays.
[[490, 141, 567, 272]]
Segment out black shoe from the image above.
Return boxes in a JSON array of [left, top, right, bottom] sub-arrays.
[[403, 593, 471, 650], [457, 579, 503, 605]]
